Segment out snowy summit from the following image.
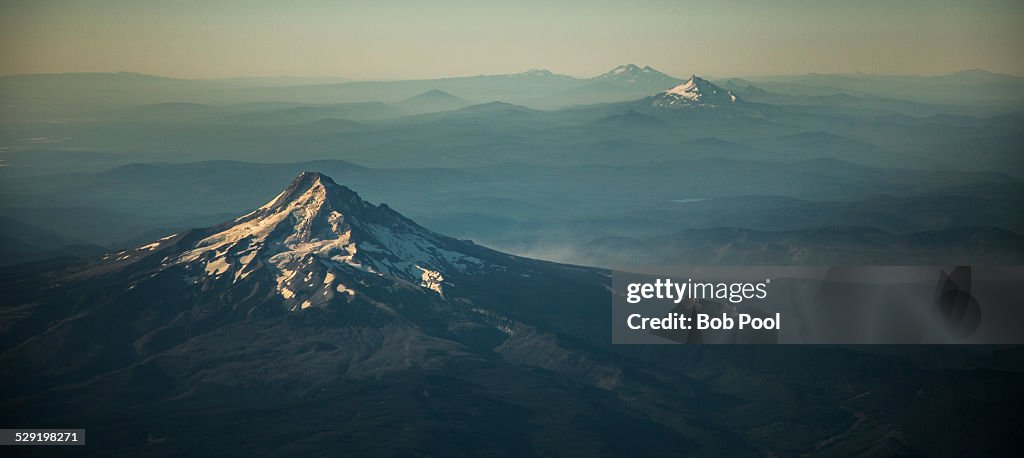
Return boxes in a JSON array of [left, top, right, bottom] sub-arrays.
[[595, 64, 681, 86], [650, 75, 740, 108], [104, 172, 504, 313]]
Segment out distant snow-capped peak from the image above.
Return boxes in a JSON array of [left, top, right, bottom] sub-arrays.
[[595, 64, 679, 85], [518, 68, 555, 77], [608, 64, 646, 76], [652, 75, 739, 108]]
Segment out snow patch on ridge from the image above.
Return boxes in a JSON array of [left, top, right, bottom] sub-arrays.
[[205, 257, 230, 276], [417, 265, 444, 296]]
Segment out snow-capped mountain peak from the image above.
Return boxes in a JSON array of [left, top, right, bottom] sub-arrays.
[[651, 75, 739, 108], [518, 68, 555, 77], [595, 64, 680, 86], [609, 64, 643, 75], [140, 172, 488, 310], [664, 76, 702, 100]]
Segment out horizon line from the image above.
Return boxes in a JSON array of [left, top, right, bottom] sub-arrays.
[[1, 67, 1020, 82]]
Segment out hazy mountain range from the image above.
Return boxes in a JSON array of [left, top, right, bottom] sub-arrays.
[[3, 65, 1023, 119], [2, 65, 1022, 268]]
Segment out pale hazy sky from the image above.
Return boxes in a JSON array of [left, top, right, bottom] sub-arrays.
[[2, 0, 1022, 79]]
